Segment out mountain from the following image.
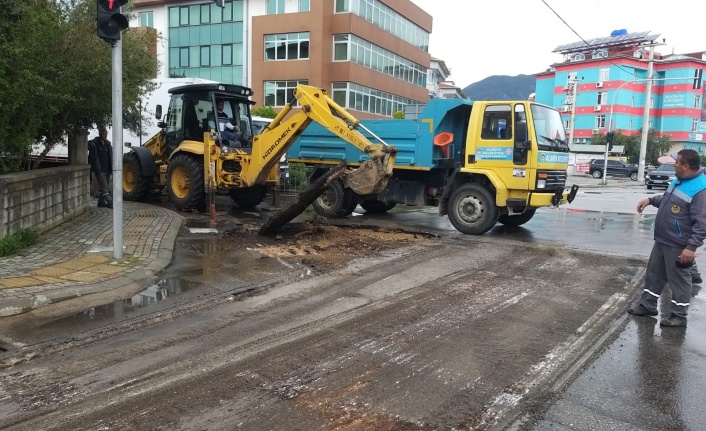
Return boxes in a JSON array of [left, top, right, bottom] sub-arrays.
[[462, 75, 536, 101]]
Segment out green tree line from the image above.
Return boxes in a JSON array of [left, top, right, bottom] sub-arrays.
[[0, 0, 158, 174], [593, 129, 675, 165]]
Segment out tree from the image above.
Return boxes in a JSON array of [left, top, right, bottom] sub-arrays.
[[393, 110, 405, 119], [251, 106, 278, 119], [0, 0, 158, 173], [594, 129, 672, 165]]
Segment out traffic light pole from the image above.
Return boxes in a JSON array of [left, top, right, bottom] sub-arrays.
[[112, 38, 123, 259]]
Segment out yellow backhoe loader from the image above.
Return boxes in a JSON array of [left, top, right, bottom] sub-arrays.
[[122, 83, 397, 232]]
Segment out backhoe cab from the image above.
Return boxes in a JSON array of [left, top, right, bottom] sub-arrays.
[[123, 83, 397, 232]]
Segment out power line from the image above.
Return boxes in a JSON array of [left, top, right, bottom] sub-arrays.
[[538, 0, 637, 76]]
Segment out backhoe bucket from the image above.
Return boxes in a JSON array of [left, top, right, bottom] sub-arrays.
[[342, 151, 395, 196]]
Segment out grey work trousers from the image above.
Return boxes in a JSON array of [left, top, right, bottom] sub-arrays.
[[95, 172, 112, 203], [638, 242, 693, 318]]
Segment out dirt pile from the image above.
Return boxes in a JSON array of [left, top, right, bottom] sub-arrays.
[[224, 221, 436, 268]]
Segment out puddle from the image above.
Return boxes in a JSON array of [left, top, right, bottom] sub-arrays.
[[40, 278, 199, 331]]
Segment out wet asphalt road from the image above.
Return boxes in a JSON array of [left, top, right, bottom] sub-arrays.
[[1, 181, 705, 430]]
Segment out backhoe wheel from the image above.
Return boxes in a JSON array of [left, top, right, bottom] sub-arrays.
[[312, 179, 349, 218], [497, 209, 537, 227], [123, 152, 152, 202], [230, 186, 267, 209], [167, 153, 206, 212], [360, 199, 396, 214], [447, 183, 499, 235]]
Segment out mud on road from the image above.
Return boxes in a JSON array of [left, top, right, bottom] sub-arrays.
[[225, 220, 438, 271], [0, 221, 646, 431]]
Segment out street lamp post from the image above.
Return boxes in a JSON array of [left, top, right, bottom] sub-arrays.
[[607, 76, 685, 185]]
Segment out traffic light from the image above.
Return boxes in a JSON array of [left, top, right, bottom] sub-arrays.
[[606, 132, 614, 151], [97, 0, 129, 44]]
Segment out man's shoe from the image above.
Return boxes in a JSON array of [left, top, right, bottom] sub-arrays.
[[692, 276, 703, 284], [660, 315, 687, 327], [627, 303, 658, 316], [97, 200, 113, 209]]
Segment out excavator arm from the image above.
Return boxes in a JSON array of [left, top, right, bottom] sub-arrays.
[[243, 85, 397, 196]]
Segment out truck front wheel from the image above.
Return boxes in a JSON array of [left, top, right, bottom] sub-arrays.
[[167, 153, 206, 211], [497, 209, 537, 227], [123, 152, 152, 202], [447, 183, 499, 235]]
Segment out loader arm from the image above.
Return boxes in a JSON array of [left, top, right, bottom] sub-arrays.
[[242, 85, 397, 195]]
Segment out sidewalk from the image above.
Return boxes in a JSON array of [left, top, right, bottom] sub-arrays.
[[0, 201, 183, 317]]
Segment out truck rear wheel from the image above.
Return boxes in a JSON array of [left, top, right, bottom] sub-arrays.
[[123, 152, 152, 202], [497, 209, 536, 227], [167, 153, 206, 211], [360, 199, 396, 214], [312, 179, 350, 218], [230, 186, 267, 209], [447, 183, 499, 235]]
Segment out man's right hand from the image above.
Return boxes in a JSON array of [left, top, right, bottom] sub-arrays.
[[637, 198, 650, 214]]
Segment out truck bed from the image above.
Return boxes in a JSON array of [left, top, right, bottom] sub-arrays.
[[288, 99, 474, 170]]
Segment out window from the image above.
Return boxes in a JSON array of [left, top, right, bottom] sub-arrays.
[[299, 0, 310, 12], [594, 49, 608, 59], [695, 94, 702, 109], [222, 44, 233, 65], [693, 118, 700, 132], [265, 33, 310, 61], [139, 11, 154, 28], [179, 6, 189, 26], [571, 53, 585, 62], [264, 80, 308, 107], [333, 35, 349, 60], [200, 4, 210, 23], [179, 48, 189, 67], [223, 1, 233, 21], [597, 91, 607, 105], [650, 97, 655, 108], [200, 46, 210, 66], [564, 120, 570, 129], [334, 0, 429, 51], [480, 105, 512, 140], [629, 119, 633, 130], [335, 0, 349, 12], [599, 68, 610, 82], [594, 115, 606, 128], [331, 34, 426, 88], [267, 0, 285, 14], [331, 82, 419, 117]]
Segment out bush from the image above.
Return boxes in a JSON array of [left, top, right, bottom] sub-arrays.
[[393, 110, 405, 119], [252, 106, 278, 119], [0, 229, 39, 257]]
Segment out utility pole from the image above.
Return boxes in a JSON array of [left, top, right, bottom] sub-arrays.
[[111, 38, 124, 259], [97, 0, 129, 259], [567, 78, 578, 150], [638, 40, 664, 185]]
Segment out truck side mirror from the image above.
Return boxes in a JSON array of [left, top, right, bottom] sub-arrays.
[[515, 122, 528, 143], [155, 104, 162, 120]]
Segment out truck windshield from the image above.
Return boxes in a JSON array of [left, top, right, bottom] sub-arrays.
[[530, 104, 569, 152]]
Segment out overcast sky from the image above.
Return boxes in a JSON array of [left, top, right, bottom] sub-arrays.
[[410, 0, 705, 88]]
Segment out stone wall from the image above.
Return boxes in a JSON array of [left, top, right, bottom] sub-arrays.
[[0, 165, 90, 238]]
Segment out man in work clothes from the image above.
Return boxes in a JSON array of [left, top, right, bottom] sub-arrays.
[[88, 128, 113, 209], [629, 149, 706, 327]]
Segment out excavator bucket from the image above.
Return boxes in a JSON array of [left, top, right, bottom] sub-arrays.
[[343, 154, 391, 196], [259, 162, 348, 235]]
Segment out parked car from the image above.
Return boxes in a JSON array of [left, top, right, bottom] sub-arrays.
[[645, 163, 676, 189], [589, 159, 640, 181]]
